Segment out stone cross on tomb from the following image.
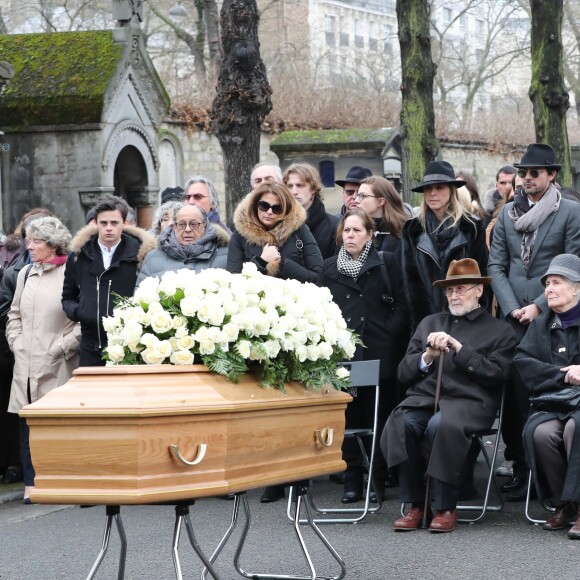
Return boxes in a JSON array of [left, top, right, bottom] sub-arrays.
[[113, 0, 143, 26]]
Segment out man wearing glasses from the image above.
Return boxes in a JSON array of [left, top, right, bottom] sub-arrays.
[[334, 165, 372, 217], [183, 175, 231, 234], [488, 143, 580, 501], [136, 204, 229, 286], [383, 259, 517, 533]]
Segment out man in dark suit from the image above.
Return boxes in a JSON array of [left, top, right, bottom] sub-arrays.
[[488, 143, 580, 500]]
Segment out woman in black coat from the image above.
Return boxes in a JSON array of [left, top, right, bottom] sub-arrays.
[[515, 254, 580, 539], [319, 208, 410, 503], [227, 182, 323, 283], [401, 160, 488, 329], [283, 163, 339, 259]]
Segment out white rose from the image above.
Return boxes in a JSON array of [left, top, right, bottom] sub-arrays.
[[263, 340, 281, 358], [335, 367, 350, 380], [223, 300, 240, 316], [157, 340, 173, 358], [159, 271, 179, 297], [127, 340, 143, 354], [169, 336, 178, 349], [307, 344, 320, 361], [173, 316, 188, 330], [236, 340, 252, 359], [106, 344, 126, 363], [207, 305, 225, 326], [141, 333, 160, 348], [295, 345, 308, 363], [150, 310, 173, 335], [317, 341, 334, 360], [175, 325, 188, 338], [249, 345, 265, 361], [177, 335, 196, 350], [194, 326, 209, 342], [102, 315, 121, 333], [123, 306, 146, 323], [180, 296, 199, 317], [141, 347, 167, 365], [199, 339, 216, 355], [222, 322, 240, 342], [121, 321, 143, 344], [148, 301, 164, 314], [134, 277, 160, 306], [241, 262, 259, 277], [170, 350, 195, 365]]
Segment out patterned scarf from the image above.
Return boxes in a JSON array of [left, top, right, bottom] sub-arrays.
[[508, 184, 560, 269], [337, 239, 372, 278]]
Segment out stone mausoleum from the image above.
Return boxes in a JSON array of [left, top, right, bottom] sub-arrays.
[[0, 2, 169, 232]]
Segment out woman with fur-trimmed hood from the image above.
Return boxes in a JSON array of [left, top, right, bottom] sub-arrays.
[[227, 182, 323, 283]]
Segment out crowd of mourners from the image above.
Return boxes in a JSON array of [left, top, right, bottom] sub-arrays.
[[2, 142, 580, 538]]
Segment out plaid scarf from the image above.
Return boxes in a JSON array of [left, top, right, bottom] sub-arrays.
[[337, 240, 372, 278]]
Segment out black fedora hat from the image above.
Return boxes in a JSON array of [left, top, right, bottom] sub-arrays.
[[513, 143, 561, 171], [335, 165, 372, 187], [411, 160, 465, 193]]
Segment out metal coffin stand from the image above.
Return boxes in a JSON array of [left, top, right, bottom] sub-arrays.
[[287, 360, 382, 524]]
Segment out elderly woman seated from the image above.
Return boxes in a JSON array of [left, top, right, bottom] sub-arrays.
[[515, 254, 580, 539], [136, 204, 229, 286]]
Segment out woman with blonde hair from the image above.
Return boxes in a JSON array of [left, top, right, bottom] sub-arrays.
[[7, 216, 81, 503], [354, 176, 409, 252], [401, 161, 488, 329], [283, 162, 339, 258]]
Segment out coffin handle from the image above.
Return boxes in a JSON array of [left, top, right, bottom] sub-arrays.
[[170, 443, 207, 466], [315, 428, 334, 448]]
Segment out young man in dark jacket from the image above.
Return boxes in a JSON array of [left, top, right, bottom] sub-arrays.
[[62, 196, 155, 366]]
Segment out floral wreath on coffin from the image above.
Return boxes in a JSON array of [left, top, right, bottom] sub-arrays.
[[103, 263, 360, 391]]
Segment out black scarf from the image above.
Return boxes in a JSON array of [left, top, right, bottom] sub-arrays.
[[426, 210, 459, 262]]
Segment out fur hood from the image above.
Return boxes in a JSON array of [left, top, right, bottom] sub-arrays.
[[213, 223, 231, 247], [70, 224, 157, 264], [233, 191, 307, 248]]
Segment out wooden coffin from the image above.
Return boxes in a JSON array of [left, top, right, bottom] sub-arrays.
[[20, 365, 351, 505]]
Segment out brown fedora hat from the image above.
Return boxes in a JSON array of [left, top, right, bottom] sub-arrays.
[[432, 258, 492, 288]]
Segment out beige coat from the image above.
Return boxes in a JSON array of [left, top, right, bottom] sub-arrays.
[[7, 261, 81, 413]]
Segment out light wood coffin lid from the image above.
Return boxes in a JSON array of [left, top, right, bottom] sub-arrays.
[[21, 365, 352, 504]]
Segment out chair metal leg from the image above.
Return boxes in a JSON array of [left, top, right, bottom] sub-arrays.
[[287, 434, 382, 525], [236, 482, 346, 580], [524, 471, 555, 525], [171, 504, 221, 580], [86, 505, 127, 580], [457, 436, 504, 523]]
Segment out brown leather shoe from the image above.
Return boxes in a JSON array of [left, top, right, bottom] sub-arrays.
[[567, 514, 580, 539], [394, 505, 426, 531], [543, 502, 577, 531], [429, 509, 459, 533]]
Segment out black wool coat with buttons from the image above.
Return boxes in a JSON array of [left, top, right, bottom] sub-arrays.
[[319, 247, 410, 385], [384, 307, 517, 486]]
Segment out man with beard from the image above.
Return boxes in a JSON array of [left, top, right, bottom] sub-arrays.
[[382, 259, 517, 533]]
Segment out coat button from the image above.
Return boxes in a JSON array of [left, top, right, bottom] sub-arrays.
[[346, 294, 350, 299], [360, 293, 363, 298], [468, 366, 474, 372], [360, 316, 365, 321], [346, 317, 351, 322], [454, 319, 459, 324]]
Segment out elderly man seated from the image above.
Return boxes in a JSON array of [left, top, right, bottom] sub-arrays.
[[136, 204, 229, 286], [381, 259, 517, 533]]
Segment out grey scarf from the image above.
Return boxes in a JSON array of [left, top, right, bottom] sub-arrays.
[[508, 184, 560, 270], [160, 223, 218, 263]]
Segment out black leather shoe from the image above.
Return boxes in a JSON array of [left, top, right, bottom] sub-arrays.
[[2, 466, 23, 484], [505, 482, 536, 502], [500, 474, 526, 493], [260, 486, 285, 503], [369, 490, 383, 504], [341, 491, 362, 504]]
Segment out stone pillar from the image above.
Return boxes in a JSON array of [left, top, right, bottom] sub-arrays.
[[126, 185, 158, 229]]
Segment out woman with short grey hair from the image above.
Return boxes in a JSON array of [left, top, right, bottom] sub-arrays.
[[6, 216, 81, 504], [149, 201, 183, 237]]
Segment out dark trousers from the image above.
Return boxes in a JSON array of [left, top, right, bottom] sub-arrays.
[[0, 366, 20, 470], [343, 385, 392, 493], [79, 341, 107, 367], [500, 365, 528, 475], [396, 409, 463, 511], [19, 418, 35, 486]]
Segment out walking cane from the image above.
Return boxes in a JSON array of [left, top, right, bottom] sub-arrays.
[[420, 349, 445, 529]]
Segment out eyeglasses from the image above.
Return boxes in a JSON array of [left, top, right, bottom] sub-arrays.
[[257, 200, 283, 214], [444, 285, 478, 297], [184, 193, 209, 202], [344, 188, 358, 197], [517, 168, 546, 179], [354, 193, 378, 200], [175, 220, 205, 231]]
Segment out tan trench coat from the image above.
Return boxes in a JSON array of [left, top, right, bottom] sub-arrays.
[[6, 262, 81, 413]]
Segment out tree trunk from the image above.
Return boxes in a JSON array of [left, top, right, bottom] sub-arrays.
[[204, 0, 222, 75], [529, 0, 571, 184], [396, 0, 438, 204], [211, 0, 272, 221]]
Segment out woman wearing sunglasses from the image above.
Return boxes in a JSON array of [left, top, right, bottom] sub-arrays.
[[401, 160, 488, 330], [227, 182, 323, 283]]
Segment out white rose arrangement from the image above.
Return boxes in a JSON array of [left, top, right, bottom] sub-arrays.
[[103, 264, 360, 391]]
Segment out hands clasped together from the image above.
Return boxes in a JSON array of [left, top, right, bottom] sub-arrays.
[[423, 332, 462, 365]]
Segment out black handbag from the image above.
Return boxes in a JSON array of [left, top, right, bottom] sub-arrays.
[[530, 387, 580, 413]]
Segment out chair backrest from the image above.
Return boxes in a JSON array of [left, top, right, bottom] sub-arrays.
[[340, 359, 380, 388]]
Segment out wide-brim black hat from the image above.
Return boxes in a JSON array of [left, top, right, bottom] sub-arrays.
[[335, 165, 373, 187], [513, 143, 561, 171], [411, 160, 465, 193]]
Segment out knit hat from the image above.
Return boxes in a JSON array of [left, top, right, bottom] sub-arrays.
[[541, 254, 580, 286]]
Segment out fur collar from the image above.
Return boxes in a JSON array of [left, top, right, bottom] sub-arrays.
[[233, 193, 307, 248], [213, 224, 231, 247], [70, 224, 156, 264]]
